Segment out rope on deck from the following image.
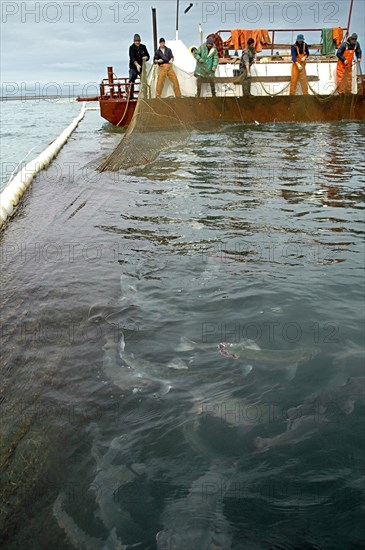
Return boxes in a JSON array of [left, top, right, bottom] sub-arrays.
[[0, 103, 87, 229]]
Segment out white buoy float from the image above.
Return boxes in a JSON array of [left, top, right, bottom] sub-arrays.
[[0, 103, 87, 228]]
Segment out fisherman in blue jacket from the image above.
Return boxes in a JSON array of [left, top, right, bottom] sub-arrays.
[[290, 34, 310, 95]]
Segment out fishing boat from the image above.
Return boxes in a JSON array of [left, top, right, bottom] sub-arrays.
[[78, 0, 364, 126]]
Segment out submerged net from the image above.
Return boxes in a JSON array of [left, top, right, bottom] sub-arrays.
[[98, 62, 191, 172]]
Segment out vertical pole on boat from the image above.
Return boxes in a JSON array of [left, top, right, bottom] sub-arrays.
[[152, 7, 158, 53], [346, 0, 354, 38], [176, 0, 180, 40], [107, 66, 114, 96], [271, 30, 275, 56], [199, 24, 203, 45]]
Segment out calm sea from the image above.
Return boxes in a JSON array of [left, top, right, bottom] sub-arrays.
[[1, 100, 364, 549]]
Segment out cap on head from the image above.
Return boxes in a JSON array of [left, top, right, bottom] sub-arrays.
[[350, 33, 358, 40], [134, 34, 141, 41], [206, 37, 214, 45], [159, 37, 165, 43], [296, 34, 305, 41]]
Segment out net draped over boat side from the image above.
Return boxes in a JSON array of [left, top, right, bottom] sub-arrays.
[[97, 58, 363, 172], [98, 63, 191, 172]]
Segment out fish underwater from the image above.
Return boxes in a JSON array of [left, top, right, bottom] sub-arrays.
[[218, 340, 319, 380], [90, 427, 138, 534], [118, 335, 235, 394], [53, 424, 143, 549], [177, 336, 318, 380], [254, 414, 321, 452], [254, 377, 365, 452], [53, 492, 128, 550], [286, 376, 365, 420], [101, 326, 174, 396], [156, 461, 235, 550], [103, 332, 258, 398]]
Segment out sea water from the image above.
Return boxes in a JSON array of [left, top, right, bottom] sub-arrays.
[[1, 100, 364, 549]]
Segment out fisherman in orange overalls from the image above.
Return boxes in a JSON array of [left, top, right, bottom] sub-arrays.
[[336, 33, 362, 94], [290, 34, 310, 95]]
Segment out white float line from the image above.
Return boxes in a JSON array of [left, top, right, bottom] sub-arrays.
[[0, 103, 87, 228]]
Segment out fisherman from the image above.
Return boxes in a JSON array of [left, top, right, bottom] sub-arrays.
[[154, 38, 182, 99], [193, 37, 218, 97], [290, 34, 309, 95], [336, 33, 362, 94], [128, 34, 150, 99], [239, 38, 256, 95]]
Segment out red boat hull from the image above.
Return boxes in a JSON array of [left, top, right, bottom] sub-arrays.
[[100, 97, 137, 126]]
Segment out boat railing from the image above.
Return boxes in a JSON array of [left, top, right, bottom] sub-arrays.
[[216, 27, 349, 58], [100, 67, 139, 99]]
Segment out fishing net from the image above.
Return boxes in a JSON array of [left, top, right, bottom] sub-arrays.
[[98, 62, 191, 172], [97, 54, 363, 172]]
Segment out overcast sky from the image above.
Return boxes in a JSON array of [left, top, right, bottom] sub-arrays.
[[1, 0, 364, 94]]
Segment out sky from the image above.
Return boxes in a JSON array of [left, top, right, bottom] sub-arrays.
[[1, 0, 364, 95]]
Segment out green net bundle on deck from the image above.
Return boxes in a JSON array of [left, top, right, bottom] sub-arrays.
[[98, 63, 192, 172]]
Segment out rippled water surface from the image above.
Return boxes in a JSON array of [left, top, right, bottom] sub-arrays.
[[0, 100, 82, 189], [1, 107, 364, 549]]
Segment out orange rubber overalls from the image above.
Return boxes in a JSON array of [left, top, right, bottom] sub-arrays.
[[337, 44, 355, 94], [290, 43, 308, 95]]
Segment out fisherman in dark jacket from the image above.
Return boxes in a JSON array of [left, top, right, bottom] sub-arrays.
[[154, 38, 181, 98], [128, 33, 150, 98], [239, 38, 256, 95]]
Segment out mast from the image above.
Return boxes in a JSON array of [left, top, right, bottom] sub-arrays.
[[346, 0, 354, 37], [176, 0, 180, 40], [176, 2, 193, 40], [152, 7, 158, 52]]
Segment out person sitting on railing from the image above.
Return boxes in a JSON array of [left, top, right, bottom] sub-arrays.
[[239, 38, 256, 96], [290, 34, 309, 95], [128, 34, 150, 99], [154, 38, 182, 99], [336, 33, 362, 94], [193, 37, 218, 97]]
